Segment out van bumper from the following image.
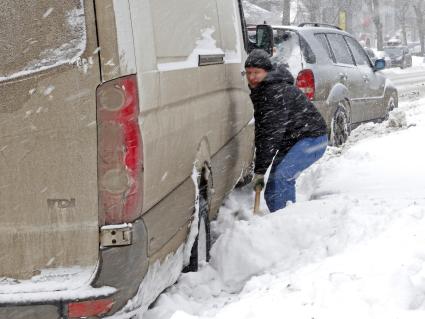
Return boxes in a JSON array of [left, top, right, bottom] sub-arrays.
[[92, 218, 149, 315], [0, 304, 61, 319], [0, 219, 149, 318]]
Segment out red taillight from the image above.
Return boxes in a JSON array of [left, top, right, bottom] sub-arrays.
[[68, 299, 114, 318], [296, 69, 315, 101], [97, 75, 143, 225]]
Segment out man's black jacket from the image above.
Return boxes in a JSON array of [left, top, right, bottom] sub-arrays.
[[250, 66, 327, 175]]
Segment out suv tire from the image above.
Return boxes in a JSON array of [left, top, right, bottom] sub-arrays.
[[384, 91, 398, 120], [330, 102, 351, 147]]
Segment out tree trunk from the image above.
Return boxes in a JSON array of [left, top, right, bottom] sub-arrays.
[[396, 2, 410, 46], [401, 24, 408, 45], [372, 0, 384, 50], [282, 0, 291, 25], [304, 0, 320, 23], [413, 3, 425, 56]]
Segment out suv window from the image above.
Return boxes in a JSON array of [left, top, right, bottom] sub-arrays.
[[315, 33, 334, 62], [299, 36, 316, 64], [345, 36, 370, 66], [364, 47, 376, 59], [326, 33, 354, 65]]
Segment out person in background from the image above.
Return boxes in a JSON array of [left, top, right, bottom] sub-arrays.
[[245, 49, 328, 213]]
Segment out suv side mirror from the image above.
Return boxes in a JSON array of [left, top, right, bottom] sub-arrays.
[[374, 58, 386, 71], [255, 24, 274, 56]]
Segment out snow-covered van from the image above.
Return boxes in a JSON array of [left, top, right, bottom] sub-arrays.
[[0, 0, 255, 317]]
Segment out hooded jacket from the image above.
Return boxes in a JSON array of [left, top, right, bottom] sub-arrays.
[[250, 65, 327, 175]]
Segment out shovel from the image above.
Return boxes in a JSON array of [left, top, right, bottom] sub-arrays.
[[253, 184, 263, 215]]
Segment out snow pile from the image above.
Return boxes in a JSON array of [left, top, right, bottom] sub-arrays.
[[388, 108, 407, 128], [143, 96, 425, 319], [412, 55, 425, 67]]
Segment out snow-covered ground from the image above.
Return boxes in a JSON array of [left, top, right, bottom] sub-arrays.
[[142, 95, 425, 319]]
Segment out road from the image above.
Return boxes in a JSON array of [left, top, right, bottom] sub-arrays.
[[382, 65, 425, 99]]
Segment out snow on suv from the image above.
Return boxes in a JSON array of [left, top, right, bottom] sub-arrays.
[[248, 23, 398, 146]]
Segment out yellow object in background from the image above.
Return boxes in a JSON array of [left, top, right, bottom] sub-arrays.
[[339, 10, 347, 31]]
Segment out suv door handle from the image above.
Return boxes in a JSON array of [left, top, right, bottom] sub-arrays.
[[338, 73, 348, 81], [362, 74, 369, 82]]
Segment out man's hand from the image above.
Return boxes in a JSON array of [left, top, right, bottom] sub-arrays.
[[252, 174, 264, 191]]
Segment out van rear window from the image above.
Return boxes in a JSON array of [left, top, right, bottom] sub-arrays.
[[0, 0, 86, 82]]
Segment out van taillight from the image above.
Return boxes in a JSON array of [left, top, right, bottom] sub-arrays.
[[97, 75, 143, 225], [68, 299, 114, 318], [296, 69, 315, 101]]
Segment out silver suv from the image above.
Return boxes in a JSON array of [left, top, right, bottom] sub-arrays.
[[248, 23, 398, 146]]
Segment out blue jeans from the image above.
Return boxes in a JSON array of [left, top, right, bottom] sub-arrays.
[[264, 135, 328, 212]]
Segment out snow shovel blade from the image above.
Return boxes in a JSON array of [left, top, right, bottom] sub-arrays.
[[253, 185, 262, 215]]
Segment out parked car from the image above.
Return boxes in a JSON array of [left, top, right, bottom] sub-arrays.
[[248, 23, 398, 146], [0, 0, 257, 318], [383, 45, 412, 69], [386, 37, 402, 46]]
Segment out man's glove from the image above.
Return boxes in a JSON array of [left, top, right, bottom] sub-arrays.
[[252, 174, 265, 191]]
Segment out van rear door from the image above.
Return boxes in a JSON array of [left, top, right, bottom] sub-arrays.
[[0, 1, 100, 283]]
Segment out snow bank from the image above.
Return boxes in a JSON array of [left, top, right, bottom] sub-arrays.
[[144, 96, 425, 319]]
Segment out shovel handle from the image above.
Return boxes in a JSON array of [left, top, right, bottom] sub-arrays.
[[253, 185, 262, 214]]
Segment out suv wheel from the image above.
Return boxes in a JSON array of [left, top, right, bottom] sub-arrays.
[[330, 102, 351, 147], [384, 91, 398, 120]]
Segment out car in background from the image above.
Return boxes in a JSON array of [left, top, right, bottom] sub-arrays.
[[386, 37, 402, 46], [383, 45, 412, 69], [248, 23, 398, 146]]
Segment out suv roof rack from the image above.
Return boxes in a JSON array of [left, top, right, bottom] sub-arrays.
[[298, 22, 341, 30]]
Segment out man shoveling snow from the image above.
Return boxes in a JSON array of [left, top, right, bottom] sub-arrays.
[[245, 49, 328, 212]]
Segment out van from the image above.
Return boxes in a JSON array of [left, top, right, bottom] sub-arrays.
[[0, 0, 256, 317]]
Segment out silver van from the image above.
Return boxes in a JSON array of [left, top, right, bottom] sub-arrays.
[[0, 0, 255, 317]]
